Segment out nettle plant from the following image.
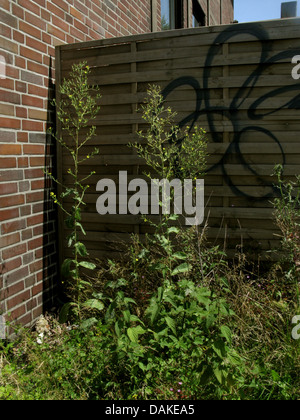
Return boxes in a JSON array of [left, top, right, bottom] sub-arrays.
[[130, 85, 208, 286], [49, 62, 101, 321]]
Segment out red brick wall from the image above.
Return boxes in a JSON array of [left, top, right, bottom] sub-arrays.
[[0, 0, 234, 336], [0, 0, 153, 336]]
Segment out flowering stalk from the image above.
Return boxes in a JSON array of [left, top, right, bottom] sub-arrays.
[[49, 62, 101, 322]]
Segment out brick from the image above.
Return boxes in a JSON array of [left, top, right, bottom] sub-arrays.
[[30, 258, 43, 274], [15, 81, 27, 93], [0, 89, 20, 104], [0, 257, 22, 275], [0, 23, 11, 38], [19, 180, 30, 192], [27, 213, 44, 226], [25, 167, 44, 179], [23, 144, 45, 155], [22, 120, 44, 132], [26, 36, 47, 53], [18, 0, 41, 16], [21, 227, 33, 240], [0, 208, 19, 222], [26, 190, 44, 203], [28, 109, 48, 121], [0, 117, 20, 129], [27, 61, 48, 77], [0, 10, 17, 29], [47, 24, 65, 41], [28, 236, 43, 251], [5, 281, 24, 299], [0, 77, 15, 90], [52, 15, 69, 33], [8, 305, 26, 321], [16, 106, 28, 119], [47, 2, 65, 19], [1, 219, 26, 235], [2, 243, 26, 260], [13, 30, 24, 44], [20, 46, 43, 64], [52, 0, 69, 12], [0, 157, 16, 168], [21, 70, 43, 86], [0, 144, 22, 155], [17, 131, 28, 143], [0, 36, 18, 54], [0, 0, 10, 12], [15, 56, 26, 69], [18, 156, 29, 168], [0, 232, 20, 248], [19, 21, 41, 40], [0, 169, 23, 182], [32, 281, 43, 296], [24, 11, 46, 31], [7, 290, 31, 311], [4, 266, 29, 287], [0, 130, 15, 143], [28, 132, 46, 143], [0, 183, 18, 195], [12, 3, 24, 20], [22, 94, 44, 108], [0, 194, 25, 209], [0, 103, 14, 116]]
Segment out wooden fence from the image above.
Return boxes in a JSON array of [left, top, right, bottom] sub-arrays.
[[56, 18, 300, 263]]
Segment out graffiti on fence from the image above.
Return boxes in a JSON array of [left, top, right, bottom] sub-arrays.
[[162, 23, 300, 200]]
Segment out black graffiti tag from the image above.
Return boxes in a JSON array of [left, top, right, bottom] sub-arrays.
[[162, 23, 300, 200]]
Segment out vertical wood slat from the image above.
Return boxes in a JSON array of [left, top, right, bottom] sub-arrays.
[[131, 42, 140, 236]]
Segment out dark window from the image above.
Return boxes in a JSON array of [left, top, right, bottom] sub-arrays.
[[193, 0, 206, 27], [161, 0, 183, 30]]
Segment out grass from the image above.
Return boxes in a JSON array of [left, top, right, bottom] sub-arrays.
[[0, 245, 299, 401]]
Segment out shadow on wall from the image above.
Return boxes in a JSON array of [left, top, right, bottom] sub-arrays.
[[42, 58, 59, 313]]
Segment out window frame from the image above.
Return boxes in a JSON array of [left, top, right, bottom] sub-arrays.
[[161, 0, 183, 31]]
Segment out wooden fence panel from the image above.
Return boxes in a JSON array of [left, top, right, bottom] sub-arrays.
[[56, 19, 300, 262]]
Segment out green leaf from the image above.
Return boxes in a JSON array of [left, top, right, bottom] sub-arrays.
[[165, 316, 176, 335], [80, 318, 98, 330], [123, 310, 131, 323], [124, 297, 137, 306], [115, 321, 121, 338], [214, 367, 225, 385], [59, 302, 76, 324], [171, 263, 191, 276], [146, 302, 160, 325], [79, 261, 96, 270], [83, 299, 104, 311], [75, 242, 88, 257], [228, 350, 242, 366], [212, 340, 226, 359], [167, 226, 179, 235], [220, 325, 232, 344], [61, 259, 73, 278], [127, 326, 146, 343], [76, 222, 86, 235], [172, 251, 187, 260]]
